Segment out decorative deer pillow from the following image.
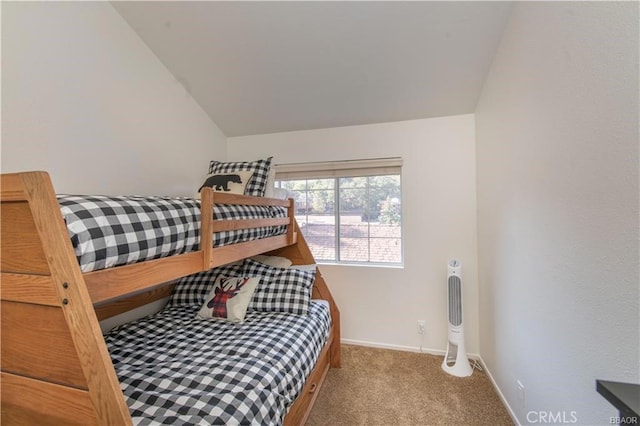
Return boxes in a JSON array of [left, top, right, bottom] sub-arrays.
[[166, 262, 245, 308], [196, 276, 260, 323]]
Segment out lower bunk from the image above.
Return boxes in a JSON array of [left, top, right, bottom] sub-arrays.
[[104, 259, 334, 425], [106, 301, 331, 425]]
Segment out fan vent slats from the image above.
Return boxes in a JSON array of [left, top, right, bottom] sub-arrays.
[[448, 276, 462, 326]]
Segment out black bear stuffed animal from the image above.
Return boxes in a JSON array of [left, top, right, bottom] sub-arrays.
[[199, 174, 243, 192]]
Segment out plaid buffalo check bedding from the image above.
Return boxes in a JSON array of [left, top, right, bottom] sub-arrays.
[[58, 195, 287, 272], [104, 301, 331, 425]]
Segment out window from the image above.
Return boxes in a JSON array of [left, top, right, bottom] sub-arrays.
[[275, 159, 402, 265]]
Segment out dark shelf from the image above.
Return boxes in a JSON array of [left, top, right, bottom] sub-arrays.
[[596, 379, 639, 422]]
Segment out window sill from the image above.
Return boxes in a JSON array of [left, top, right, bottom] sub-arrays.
[[317, 261, 404, 269]]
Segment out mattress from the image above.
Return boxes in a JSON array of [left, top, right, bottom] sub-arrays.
[[58, 195, 287, 273], [104, 301, 331, 425]]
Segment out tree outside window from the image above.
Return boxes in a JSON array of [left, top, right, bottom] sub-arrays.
[[277, 174, 402, 265]]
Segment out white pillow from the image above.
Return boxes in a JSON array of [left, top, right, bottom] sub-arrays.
[[196, 276, 259, 323], [290, 264, 317, 272], [251, 254, 293, 268], [264, 164, 276, 198], [273, 187, 290, 200]]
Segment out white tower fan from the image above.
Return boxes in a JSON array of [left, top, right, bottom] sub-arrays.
[[442, 259, 473, 377]]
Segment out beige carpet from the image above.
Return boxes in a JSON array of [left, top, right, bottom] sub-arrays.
[[306, 345, 513, 426]]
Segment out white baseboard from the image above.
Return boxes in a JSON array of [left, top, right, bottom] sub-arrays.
[[477, 358, 521, 426], [340, 338, 518, 424], [340, 338, 480, 360], [341, 338, 444, 355]]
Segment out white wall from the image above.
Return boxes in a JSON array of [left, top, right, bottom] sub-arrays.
[[476, 2, 639, 424], [228, 115, 479, 354], [1, 2, 226, 196]]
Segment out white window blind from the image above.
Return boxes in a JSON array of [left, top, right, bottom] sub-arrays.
[[275, 157, 402, 180]]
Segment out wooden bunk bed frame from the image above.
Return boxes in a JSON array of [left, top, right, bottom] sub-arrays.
[[0, 171, 341, 426]]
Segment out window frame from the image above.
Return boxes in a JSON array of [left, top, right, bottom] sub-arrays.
[[275, 159, 403, 267]]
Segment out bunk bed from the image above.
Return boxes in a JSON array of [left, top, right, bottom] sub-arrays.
[[0, 171, 341, 425]]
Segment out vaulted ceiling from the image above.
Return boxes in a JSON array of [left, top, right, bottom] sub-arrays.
[[113, 1, 512, 137]]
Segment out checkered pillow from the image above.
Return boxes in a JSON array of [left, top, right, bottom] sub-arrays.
[[243, 258, 315, 315], [208, 157, 273, 197], [166, 262, 245, 308]]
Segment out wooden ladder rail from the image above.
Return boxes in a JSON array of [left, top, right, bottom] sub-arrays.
[[1, 171, 132, 425]]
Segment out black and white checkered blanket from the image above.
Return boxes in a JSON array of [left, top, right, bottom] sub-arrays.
[[58, 195, 287, 272], [104, 301, 331, 425]]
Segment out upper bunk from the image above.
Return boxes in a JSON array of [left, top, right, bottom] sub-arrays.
[[1, 170, 297, 305]]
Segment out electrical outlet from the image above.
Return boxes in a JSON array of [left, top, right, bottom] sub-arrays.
[[417, 320, 426, 335], [516, 380, 525, 408]]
